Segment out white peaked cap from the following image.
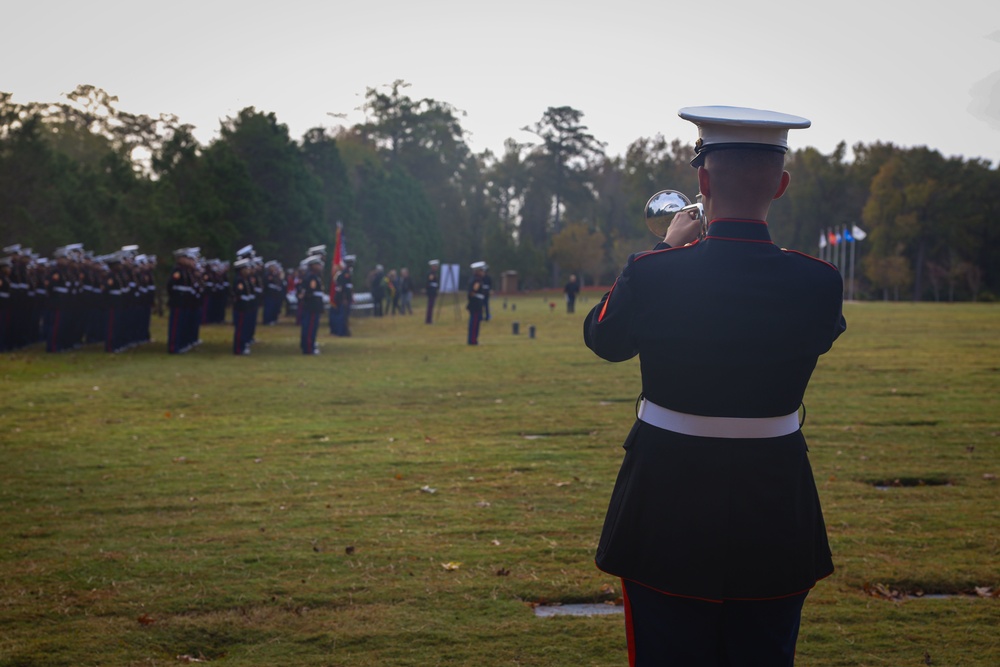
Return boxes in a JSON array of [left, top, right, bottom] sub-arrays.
[[679, 106, 810, 166]]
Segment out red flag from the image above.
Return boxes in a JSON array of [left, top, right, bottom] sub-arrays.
[[330, 222, 345, 296], [827, 230, 838, 246], [332, 222, 344, 268]]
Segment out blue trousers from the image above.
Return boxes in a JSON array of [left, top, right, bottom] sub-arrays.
[[622, 579, 808, 666], [233, 310, 252, 354], [300, 311, 320, 353], [467, 309, 482, 345]]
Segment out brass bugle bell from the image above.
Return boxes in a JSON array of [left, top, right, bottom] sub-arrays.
[[645, 189, 706, 239]]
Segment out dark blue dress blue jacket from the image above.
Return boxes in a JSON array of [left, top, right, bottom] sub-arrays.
[[584, 218, 846, 601]]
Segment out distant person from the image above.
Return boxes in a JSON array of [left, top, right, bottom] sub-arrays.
[[425, 259, 440, 324], [480, 263, 492, 320], [262, 261, 285, 325], [466, 261, 487, 345], [297, 255, 325, 355], [330, 255, 355, 337], [584, 106, 846, 665], [369, 264, 385, 317], [166, 248, 199, 354], [0, 256, 11, 350], [399, 267, 414, 314], [564, 274, 580, 313], [386, 269, 399, 315], [231, 258, 254, 355]]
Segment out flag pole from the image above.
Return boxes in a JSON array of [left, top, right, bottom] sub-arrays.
[[841, 225, 847, 271], [849, 230, 856, 301]]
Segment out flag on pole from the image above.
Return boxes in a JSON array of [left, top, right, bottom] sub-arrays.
[[828, 230, 838, 246], [330, 222, 345, 297], [851, 224, 867, 241], [843, 227, 854, 242], [332, 221, 345, 267], [819, 232, 827, 249]]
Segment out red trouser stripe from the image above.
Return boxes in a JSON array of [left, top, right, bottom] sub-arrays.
[[622, 578, 637, 667]]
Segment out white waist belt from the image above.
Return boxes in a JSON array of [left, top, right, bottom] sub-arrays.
[[637, 398, 799, 439]]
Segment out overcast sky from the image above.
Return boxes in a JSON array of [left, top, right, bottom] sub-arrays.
[[4, 0, 999, 166]]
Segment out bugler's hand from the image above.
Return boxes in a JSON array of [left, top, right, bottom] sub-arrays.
[[664, 209, 703, 246]]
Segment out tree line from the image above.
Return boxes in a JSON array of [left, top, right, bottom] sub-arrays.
[[1, 82, 997, 301]]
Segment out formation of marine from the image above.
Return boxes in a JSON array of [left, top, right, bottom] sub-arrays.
[[2, 241, 493, 354], [0, 243, 157, 353]]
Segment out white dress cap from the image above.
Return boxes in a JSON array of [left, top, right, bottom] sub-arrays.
[[679, 106, 810, 165]]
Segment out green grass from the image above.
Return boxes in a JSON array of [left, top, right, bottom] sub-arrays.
[[1, 295, 998, 666]]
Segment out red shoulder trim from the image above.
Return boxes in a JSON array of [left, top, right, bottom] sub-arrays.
[[631, 242, 699, 263], [597, 278, 618, 322]]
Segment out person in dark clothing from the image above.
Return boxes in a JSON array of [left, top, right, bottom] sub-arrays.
[[231, 258, 255, 355], [330, 255, 355, 336], [369, 264, 385, 317], [466, 261, 486, 345], [399, 267, 414, 315], [425, 260, 440, 324], [480, 263, 492, 320], [564, 274, 580, 313], [584, 106, 846, 666], [297, 256, 325, 355]]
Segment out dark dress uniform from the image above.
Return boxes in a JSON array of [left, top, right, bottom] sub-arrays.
[[44, 262, 72, 352], [166, 258, 198, 354], [481, 269, 492, 321], [466, 269, 486, 345], [231, 268, 255, 355], [8, 258, 33, 349], [246, 268, 262, 343], [584, 219, 845, 606], [330, 266, 354, 336], [138, 261, 155, 343], [263, 266, 285, 325], [425, 264, 439, 324], [0, 263, 10, 351], [103, 263, 126, 353], [298, 267, 325, 354]]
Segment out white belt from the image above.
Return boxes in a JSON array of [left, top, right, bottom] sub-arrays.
[[637, 398, 799, 439]]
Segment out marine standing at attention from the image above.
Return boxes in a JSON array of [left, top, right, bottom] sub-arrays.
[[425, 259, 440, 324], [331, 255, 355, 337], [466, 261, 486, 345], [231, 258, 255, 355], [584, 106, 846, 666], [298, 255, 325, 355], [480, 262, 492, 321]]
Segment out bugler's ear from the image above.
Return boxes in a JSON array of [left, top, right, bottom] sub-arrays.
[[773, 171, 791, 200], [697, 166, 711, 199]]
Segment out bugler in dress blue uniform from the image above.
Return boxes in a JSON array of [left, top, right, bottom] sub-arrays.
[[585, 105, 846, 665]]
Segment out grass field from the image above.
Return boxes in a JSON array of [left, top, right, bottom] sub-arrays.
[[1, 293, 998, 666]]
